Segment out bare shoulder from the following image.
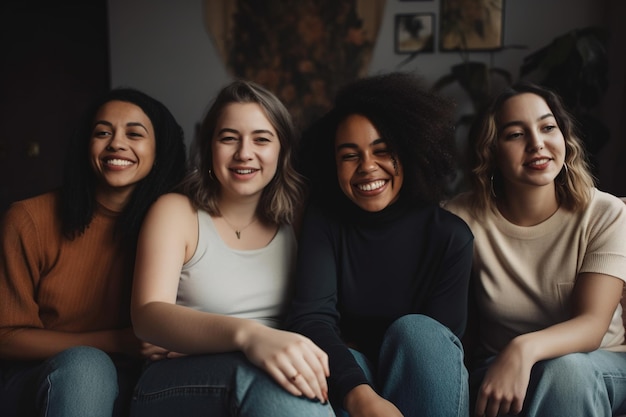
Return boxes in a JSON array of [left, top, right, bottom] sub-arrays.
[[149, 192, 195, 218], [141, 193, 197, 238]]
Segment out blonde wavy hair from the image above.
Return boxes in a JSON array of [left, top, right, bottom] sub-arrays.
[[468, 81, 595, 214]]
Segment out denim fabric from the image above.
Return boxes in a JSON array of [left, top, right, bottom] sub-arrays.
[[335, 314, 469, 417], [471, 350, 626, 416], [130, 352, 334, 417], [0, 346, 139, 417]]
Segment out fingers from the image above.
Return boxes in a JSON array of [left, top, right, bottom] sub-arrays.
[[476, 390, 522, 417], [139, 342, 186, 361], [265, 339, 329, 403]]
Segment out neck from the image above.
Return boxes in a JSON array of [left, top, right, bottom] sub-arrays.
[[217, 194, 261, 239], [95, 186, 133, 212], [497, 183, 559, 226]]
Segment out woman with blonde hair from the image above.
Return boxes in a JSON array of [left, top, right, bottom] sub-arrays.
[[445, 81, 626, 417]]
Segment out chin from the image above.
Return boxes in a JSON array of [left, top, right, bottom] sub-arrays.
[[355, 201, 390, 212]]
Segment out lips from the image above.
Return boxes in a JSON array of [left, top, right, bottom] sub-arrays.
[[523, 157, 552, 167], [355, 179, 386, 191], [230, 168, 258, 175], [103, 157, 135, 167]]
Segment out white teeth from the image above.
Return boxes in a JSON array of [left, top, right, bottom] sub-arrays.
[[106, 159, 133, 166], [529, 158, 550, 166], [357, 180, 385, 191], [235, 169, 254, 174]]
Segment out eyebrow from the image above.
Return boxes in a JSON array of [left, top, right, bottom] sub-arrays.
[[217, 127, 275, 136], [336, 137, 386, 151], [499, 113, 555, 131], [94, 120, 149, 133]]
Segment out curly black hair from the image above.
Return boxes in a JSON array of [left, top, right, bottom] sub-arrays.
[[298, 72, 457, 208]]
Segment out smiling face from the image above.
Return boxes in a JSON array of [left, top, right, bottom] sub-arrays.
[[334, 114, 403, 212], [495, 93, 566, 193], [211, 102, 281, 202], [90, 100, 156, 204]]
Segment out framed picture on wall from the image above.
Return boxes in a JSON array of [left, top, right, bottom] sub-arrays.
[[440, 0, 503, 51], [394, 13, 435, 54]]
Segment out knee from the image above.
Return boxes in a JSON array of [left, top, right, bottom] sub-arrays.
[[532, 353, 593, 387], [384, 315, 459, 349], [381, 315, 465, 368], [47, 346, 118, 393]]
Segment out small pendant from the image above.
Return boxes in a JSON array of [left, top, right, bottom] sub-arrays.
[[235, 230, 241, 239]]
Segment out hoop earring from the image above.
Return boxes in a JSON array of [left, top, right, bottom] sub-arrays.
[[208, 169, 216, 181], [558, 162, 569, 186], [490, 175, 497, 198]]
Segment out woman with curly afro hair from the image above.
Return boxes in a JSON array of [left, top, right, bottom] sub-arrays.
[[287, 72, 473, 417]]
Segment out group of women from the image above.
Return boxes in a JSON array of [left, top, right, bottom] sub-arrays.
[[1, 71, 625, 417]]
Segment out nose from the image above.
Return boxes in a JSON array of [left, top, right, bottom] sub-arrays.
[[525, 132, 544, 153], [106, 131, 127, 151], [357, 152, 378, 174], [235, 139, 253, 160]]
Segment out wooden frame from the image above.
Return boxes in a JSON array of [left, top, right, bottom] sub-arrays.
[[394, 13, 435, 54], [439, 0, 503, 51]]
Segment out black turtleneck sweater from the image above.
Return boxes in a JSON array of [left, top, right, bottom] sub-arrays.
[[286, 199, 473, 405]]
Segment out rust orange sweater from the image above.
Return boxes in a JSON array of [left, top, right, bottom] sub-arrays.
[[0, 192, 134, 350]]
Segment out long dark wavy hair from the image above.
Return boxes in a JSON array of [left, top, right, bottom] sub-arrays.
[[180, 80, 306, 225], [299, 71, 458, 209], [60, 87, 187, 244]]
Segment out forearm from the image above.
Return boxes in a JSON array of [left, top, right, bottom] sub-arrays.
[[510, 315, 609, 365], [132, 301, 264, 355], [0, 327, 134, 360]]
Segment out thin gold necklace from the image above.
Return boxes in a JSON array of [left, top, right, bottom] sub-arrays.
[[220, 214, 257, 239]]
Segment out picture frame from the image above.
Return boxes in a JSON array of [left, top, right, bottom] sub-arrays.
[[394, 13, 435, 54], [439, 0, 503, 51]]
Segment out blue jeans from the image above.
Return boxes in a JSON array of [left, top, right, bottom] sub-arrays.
[[0, 346, 141, 417], [471, 350, 626, 416], [335, 314, 469, 417], [130, 352, 334, 417]]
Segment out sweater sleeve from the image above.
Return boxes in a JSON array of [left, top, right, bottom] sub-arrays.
[[579, 190, 626, 280], [0, 201, 46, 345], [423, 209, 474, 338], [286, 205, 370, 406]]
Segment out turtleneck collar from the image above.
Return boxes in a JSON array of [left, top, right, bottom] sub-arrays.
[[339, 196, 415, 228]]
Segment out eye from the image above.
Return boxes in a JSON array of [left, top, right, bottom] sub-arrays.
[[543, 124, 558, 132], [93, 129, 112, 139], [338, 152, 359, 161], [127, 130, 146, 139], [218, 135, 238, 143], [502, 130, 523, 140], [254, 136, 271, 144]]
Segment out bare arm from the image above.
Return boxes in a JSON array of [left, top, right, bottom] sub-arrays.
[[476, 272, 624, 417], [131, 193, 329, 402]]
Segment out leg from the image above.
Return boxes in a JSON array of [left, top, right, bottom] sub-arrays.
[[130, 352, 334, 417], [41, 346, 119, 417], [378, 314, 469, 417], [523, 351, 626, 417], [0, 347, 120, 417]]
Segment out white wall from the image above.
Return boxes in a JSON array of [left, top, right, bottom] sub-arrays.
[[108, 0, 624, 193]]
